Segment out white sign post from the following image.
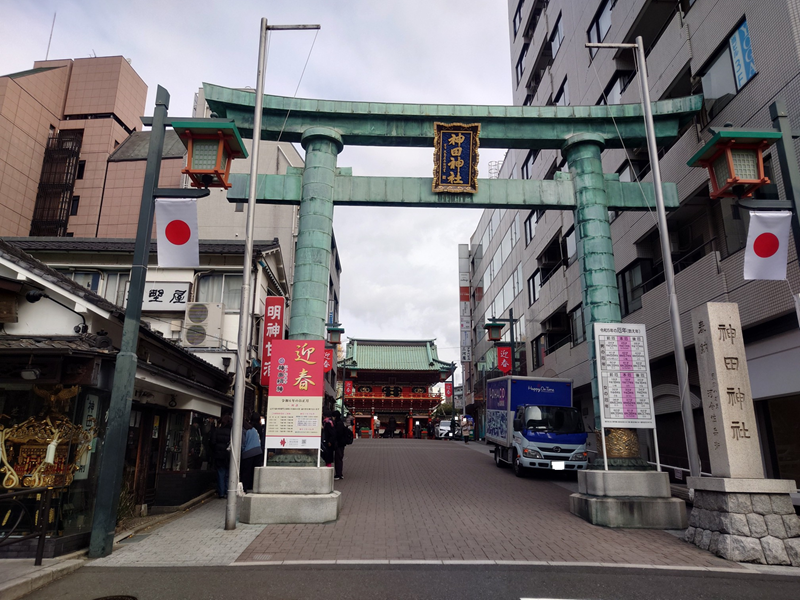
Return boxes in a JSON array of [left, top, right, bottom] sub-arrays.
[[593, 323, 659, 471]]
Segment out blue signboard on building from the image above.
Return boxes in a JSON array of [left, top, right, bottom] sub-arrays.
[[729, 20, 757, 91]]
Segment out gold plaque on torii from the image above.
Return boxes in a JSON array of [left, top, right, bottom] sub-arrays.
[[432, 122, 480, 194]]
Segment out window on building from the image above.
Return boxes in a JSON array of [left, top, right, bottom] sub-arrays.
[[235, 203, 244, 212], [542, 308, 570, 354], [521, 150, 539, 179], [570, 305, 585, 346], [516, 43, 530, 85], [550, 14, 564, 58], [527, 270, 541, 305], [554, 78, 569, 106], [701, 20, 756, 120], [562, 227, 577, 265], [65, 271, 101, 293], [70, 195, 80, 216], [513, 0, 525, 36], [524, 210, 537, 246], [617, 260, 652, 317], [196, 273, 243, 310], [76, 160, 86, 180], [513, 263, 523, 297], [510, 213, 520, 247], [103, 271, 131, 307], [588, 0, 614, 57], [523, 93, 533, 106], [597, 71, 633, 105], [501, 228, 513, 264], [532, 335, 546, 370], [538, 235, 563, 284], [490, 210, 501, 241]]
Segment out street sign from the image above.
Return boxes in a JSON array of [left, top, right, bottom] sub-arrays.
[[593, 323, 655, 429], [265, 340, 324, 450]]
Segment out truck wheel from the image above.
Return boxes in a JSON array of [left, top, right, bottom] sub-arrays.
[[494, 448, 506, 468], [513, 451, 527, 478]]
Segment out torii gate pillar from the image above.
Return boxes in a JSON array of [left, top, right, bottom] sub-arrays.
[[289, 127, 342, 340]]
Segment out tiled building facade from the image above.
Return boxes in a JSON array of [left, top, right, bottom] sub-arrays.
[[464, 0, 800, 485], [0, 56, 147, 238]]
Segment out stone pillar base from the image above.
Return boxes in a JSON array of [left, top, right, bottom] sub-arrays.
[[239, 466, 342, 524], [569, 470, 687, 529], [685, 477, 800, 566]]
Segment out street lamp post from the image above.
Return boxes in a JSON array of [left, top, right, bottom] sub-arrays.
[[88, 86, 211, 558], [484, 307, 518, 375], [586, 36, 702, 479]]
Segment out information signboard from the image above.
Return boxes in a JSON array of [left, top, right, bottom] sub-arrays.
[[593, 323, 655, 429], [265, 339, 324, 450]]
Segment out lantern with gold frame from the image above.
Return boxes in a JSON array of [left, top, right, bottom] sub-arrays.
[[172, 120, 248, 189], [687, 128, 782, 199]]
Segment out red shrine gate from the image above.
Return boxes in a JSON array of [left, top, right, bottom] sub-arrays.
[[338, 339, 455, 438]]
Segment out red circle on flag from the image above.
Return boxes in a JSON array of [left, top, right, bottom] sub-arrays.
[[165, 220, 191, 245], [753, 232, 779, 258]]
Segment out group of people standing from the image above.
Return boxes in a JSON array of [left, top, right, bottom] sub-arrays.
[[210, 412, 265, 499]]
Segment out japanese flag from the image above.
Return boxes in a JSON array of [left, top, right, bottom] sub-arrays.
[[155, 198, 200, 267], [743, 211, 792, 280]]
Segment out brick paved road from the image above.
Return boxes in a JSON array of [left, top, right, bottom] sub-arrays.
[[237, 439, 740, 568]]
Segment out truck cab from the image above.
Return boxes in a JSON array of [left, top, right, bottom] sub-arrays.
[[510, 404, 588, 474]]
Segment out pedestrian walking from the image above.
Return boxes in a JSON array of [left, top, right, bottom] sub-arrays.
[[240, 414, 263, 492], [210, 413, 232, 498], [373, 415, 380, 438], [333, 410, 348, 480], [462, 416, 472, 444], [321, 412, 336, 467], [449, 416, 456, 440], [388, 415, 397, 438]]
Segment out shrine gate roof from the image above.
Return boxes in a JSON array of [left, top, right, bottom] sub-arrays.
[[342, 339, 454, 375]]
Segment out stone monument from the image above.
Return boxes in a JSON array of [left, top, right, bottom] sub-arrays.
[[687, 302, 800, 566]]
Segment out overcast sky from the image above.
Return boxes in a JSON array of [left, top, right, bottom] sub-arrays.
[[1, 1, 513, 383]]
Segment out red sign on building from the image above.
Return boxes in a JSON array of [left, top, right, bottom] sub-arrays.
[[260, 297, 285, 387], [497, 346, 512, 374], [323, 348, 334, 373], [265, 339, 325, 449], [344, 380, 353, 396], [445, 382, 453, 398]]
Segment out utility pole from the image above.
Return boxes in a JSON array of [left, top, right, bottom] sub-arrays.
[[586, 37, 702, 478], [226, 18, 320, 530]]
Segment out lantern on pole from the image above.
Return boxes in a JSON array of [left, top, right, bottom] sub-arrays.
[[687, 128, 781, 199], [483, 320, 505, 342], [172, 120, 248, 189]]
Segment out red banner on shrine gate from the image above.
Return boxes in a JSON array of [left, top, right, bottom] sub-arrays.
[[497, 346, 512, 374], [444, 383, 453, 398], [260, 297, 285, 387], [344, 380, 353, 396], [323, 348, 334, 373]]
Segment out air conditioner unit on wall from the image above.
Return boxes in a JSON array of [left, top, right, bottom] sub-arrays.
[[182, 303, 224, 348]]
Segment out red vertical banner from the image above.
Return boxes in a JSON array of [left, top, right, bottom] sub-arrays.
[[445, 382, 453, 399], [260, 297, 285, 387], [497, 346, 512, 374], [265, 340, 325, 449], [344, 380, 353, 396], [323, 348, 334, 373]]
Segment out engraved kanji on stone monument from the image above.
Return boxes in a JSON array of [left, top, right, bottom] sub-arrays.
[[691, 302, 763, 479]]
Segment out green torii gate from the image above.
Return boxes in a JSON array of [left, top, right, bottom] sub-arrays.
[[203, 83, 701, 427]]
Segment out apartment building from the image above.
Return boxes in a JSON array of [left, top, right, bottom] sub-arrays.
[[464, 0, 800, 484]]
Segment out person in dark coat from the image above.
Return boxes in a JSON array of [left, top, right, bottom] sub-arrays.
[[211, 413, 232, 498], [388, 415, 397, 438], [321, 412, 336, 467], [240, 413, 263, 492], [332, 410, 347, 480]]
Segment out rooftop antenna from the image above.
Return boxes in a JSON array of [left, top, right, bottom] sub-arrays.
[[45, 12, 56, 60]]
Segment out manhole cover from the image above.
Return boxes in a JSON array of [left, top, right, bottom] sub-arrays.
[[251, 553, 273, 561]]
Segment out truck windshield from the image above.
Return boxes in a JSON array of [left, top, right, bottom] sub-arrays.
[[523, 406, 584, 434]]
